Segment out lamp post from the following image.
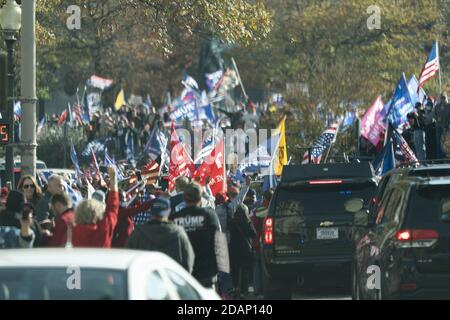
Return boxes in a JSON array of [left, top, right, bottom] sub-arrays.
[[0, 0, 22, 189]]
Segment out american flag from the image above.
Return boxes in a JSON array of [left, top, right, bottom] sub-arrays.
[[303, 122, 340, 164], [72, 102, 84, 125], [393, 130, 418, 165], [141, 160, 160, 185], [417, 41, 439, 93]]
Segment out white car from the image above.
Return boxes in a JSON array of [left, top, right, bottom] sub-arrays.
[[0, 249, 220, 300]]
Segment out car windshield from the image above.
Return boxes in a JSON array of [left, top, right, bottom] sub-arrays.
[[0, 268, 127, 300], [407, 185, 450, 228], [275, 183, 376, 216]]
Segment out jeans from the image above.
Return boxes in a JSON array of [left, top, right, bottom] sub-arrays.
[[413, 130, 426, 161]]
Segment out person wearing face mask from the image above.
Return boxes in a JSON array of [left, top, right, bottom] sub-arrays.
[[0, 191, 36, 249]]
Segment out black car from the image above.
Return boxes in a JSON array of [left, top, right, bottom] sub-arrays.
[[261, 162, 378, 299], [350, 164, 450, 300]]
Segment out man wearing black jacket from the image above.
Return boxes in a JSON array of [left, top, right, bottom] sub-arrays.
[[126, 197, 194, 273], [170, 182, 221, 288]]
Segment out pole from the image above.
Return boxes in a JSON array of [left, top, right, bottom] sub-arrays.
[[438, 40, 442, 95], [5, 36, 16, 188], [231, 57, 248, 102], [20, 0, 37, 178]]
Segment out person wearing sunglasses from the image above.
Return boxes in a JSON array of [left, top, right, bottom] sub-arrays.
[[17, 175, 43, 214]]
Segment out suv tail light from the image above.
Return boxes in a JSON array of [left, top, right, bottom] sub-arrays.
[[395, 229, 439, 248], [264, 217, 274, 245]]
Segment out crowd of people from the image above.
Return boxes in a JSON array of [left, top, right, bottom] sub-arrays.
[[0, 159, 274, 299]]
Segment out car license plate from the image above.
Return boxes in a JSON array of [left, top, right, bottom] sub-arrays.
[[316, 228, 339, 240]]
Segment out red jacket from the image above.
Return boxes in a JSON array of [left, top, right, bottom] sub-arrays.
[[47, 209, 75, 247], [72, 191, 119, 248], [112, 200, 153, 248]]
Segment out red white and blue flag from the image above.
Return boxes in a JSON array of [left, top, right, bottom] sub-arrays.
[[417, 41, 440, 93], [302, 122, 340, 164]]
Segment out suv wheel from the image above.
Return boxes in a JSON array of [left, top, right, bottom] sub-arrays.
[[263, 275, 292, 300]]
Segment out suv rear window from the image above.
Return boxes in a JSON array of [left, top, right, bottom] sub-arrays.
[[407, 185, 450, 228], [275, 182, 376, 216]]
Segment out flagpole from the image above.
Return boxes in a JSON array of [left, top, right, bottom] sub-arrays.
[[438, 40, 442, 95], [231, 57, 249, 102]]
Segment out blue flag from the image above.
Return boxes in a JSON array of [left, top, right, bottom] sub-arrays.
[[386, 73, 414, 129], [145, 128, 168, 161], [70, 144, 83, 178]]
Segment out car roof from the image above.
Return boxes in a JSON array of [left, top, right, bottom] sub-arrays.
[[388, 164, 450, 186], [0, 248, 173, 270], [281, 162, 375, 183]]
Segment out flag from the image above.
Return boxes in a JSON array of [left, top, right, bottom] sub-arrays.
[[182, 73, 199, 92], [341, 111, 356, 132], [141, 160, 160, 185], [372, 136, 395, 176], [13, 101, 21, 121], [193, 139, 226, 196], [115, 89, 125, 111], [168, 122, 195, 191], [58, 110, 68, 126], [194, 131, 215, 164], [86, 75, 113, 90], [386, 73, 414, 129], [144, 128, 168, 161], [309, 122, 340, 164], [262, 174, 278, 193], [205, 70, 224, 92], [392, 130, 419, 165], [302, 150, 310, 164], [417, 41, 439, 93], [408, 75, 427, 105], [360, 96, 386, 146], [37, 117, 46, 136], [72, 102, 84, 125], [63, 181, 83, 207], [82, 139, 107, 157], [104, 149, 125, 181], [70, 144, 83, 178], [273, 116, 288, 176]]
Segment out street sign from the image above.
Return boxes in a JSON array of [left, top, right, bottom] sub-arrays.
[[0, 120, 11, 145]]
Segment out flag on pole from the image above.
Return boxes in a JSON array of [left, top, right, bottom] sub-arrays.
[[193, 139, 226, 196], [168, 122, 195, 191], [37, 116, 46, 137], [417, 41, 440, 93], [386, 73, 414, 129], [70, 144, 83, 178], [115, 89, 125, 111], [104, 149, 125, 181], [58, 109, 68, 126], [86, 75, 113, 90], [360, 96, 386, 146], [307, 122, 340, 164], [144, 127, 168, 161], [273, 116, 288, 176], [72, 102, 84, 125], [392, 130, 419, 165]]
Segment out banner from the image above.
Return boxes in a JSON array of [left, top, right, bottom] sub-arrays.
[[87, 75, 113, 90], [387, 73, 414, 129], [360, 96, 385, 146]]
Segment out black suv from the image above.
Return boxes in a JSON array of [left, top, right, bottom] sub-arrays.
[[350, 164, 450, 300], [261, 162, 378, 299]]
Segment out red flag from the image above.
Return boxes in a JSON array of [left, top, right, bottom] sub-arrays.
[[169, 122, 195, 191], [58, 110, 68, 126], [193, 139, 226, 196]]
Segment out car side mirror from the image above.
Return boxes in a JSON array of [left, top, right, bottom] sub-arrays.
[[344, 198, 364, 213], [442, 213, 450, 223]]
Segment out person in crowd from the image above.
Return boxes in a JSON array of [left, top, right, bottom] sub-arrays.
[[251, 189, 273, 297], [435, 93, 450, 158], [112, 189, 154, 248], [17, 175, 43, 213], [36, 175, 65, 223], [72, 166, 119, 248], [46, 192, 75, 247], [0, 191, 37, 249], [229, 204, 256, 299], [424, 99, 437, 160], [0, 187, 8, 213], [243, 101, 260, 131], [126, 197, 195, 273], [407, 102, 427, 160], [170, 182, 221, 288], [170, 176, 189, 213]]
